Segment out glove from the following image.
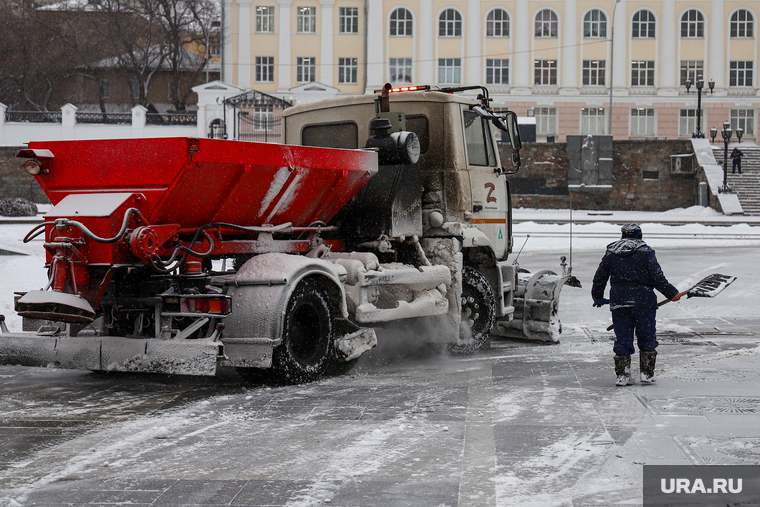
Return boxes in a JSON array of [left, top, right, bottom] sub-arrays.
[[593, 298, 609, 307], [671, 293, 682, 302]]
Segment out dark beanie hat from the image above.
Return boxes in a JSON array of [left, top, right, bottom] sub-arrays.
[[621, 223, 642, 239]]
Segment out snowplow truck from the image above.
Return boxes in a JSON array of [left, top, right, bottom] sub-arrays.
[[0, 84, 576, 382]]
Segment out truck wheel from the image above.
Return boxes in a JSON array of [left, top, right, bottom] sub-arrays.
[[450, 266, 496, 354], [272, 279, 334, 384]]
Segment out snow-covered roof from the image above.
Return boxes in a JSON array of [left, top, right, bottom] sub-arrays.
[[90, 46, 219, 72]]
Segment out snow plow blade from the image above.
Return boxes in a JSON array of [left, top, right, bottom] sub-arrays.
[[493, 270, 580, 343], [0, 333, 220, 376]]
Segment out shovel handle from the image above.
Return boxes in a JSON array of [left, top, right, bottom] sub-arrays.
[[606, 290, 688, 331]]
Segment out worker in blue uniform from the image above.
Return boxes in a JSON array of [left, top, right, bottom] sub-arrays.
[[592, 223, 681, 386]]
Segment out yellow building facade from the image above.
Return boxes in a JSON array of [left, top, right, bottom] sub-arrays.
[[222, 0, 760, 141]]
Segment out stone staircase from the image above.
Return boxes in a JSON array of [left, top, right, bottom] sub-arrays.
[[711, 144, 760, 216]]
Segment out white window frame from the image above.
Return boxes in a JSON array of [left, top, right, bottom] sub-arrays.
[[534, 59, 557, 85], [630, 108, 656, 136], [631, 60, 655, 86], [338, 57, 358, 84], [680, 60, 704, 86], [339, 7, 359, 34], [731, 108, 755, 137], [679, 108, 706, 137], [583, 9, 607, 38], [730, 9, 754, 38], [297, 6, 316, 33], [256, 6, 275, 33], [535, 9, 558, 38], [486, 59, 509, 84], [486, 9, 509, 37], [389, 8, 413, 36], [535, 107, 557, 135], [729, 61, 753, 87], [100, 79, 111, 99], [255, 56, 275, 83], [438, 58, 461, 84], [439, 9, 462, 37], [581, 107, 606, 135], [389, 57, 413, 83], [254, 106, 274, 132], [632, 9, 655, 38], [296, 56, 316, 82], [680, 9, 704, 38], [582, 60, 606, 86]]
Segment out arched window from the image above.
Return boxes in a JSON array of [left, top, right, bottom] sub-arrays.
[[730, 9, 754, 38], [535, 9, 558, 38], [681, 10, 704, 38], [486, 9, 509, 37], [439, 9, 462, 37], [583, 9, 606, 37], [390, 8, 413, 37], [632, 10, 656, 38]]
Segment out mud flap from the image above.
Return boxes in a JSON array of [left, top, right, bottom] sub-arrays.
[[492, 270, 572, 343]]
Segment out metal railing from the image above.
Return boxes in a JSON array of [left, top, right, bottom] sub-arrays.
[[5, 111, 62, 123], [76, 112, 132, 125], [146, 112, 197, 125]]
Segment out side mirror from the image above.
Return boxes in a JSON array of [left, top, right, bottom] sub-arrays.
[[504, 111, 522, 151]]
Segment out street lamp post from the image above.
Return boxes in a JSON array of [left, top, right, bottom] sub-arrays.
[[684, 75, 715, 138], [719, 121, 733, 193]]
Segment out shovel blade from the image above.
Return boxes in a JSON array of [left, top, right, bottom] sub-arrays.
[[686, 273, 737, 298]]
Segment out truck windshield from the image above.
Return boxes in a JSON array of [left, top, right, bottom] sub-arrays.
[[463, 110, 497, 167]]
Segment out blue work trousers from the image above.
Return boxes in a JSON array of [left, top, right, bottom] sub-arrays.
[[611, 307, 658, 356]]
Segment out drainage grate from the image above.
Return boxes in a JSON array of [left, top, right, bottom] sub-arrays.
[[675, 435, 760, 465], [659, 368, 760, 382], [582, 329, 716, 346], [638, 395, 760, 415]]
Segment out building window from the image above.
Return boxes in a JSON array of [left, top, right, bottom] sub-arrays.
[[630, 108, 655, 136], [486, 9, 509, 37], [681, 10, 704, 38], [730, 9, 754, 38], [338, 57, 358, 84], [390, 57, 413, 83], [296, 56, 316, 82], [535, 107, 557, 135], [438, 58, 461, 83], [730, 61, 753, 87], [210, 42, 221, 56], [439, 9, 461, 37], [339, 7, 359, 33], [679, 109, 705, 137], [389, 8, 413, 36], [581, 107, 606, 134], [256, 6, 275, 33], [632, 9, 655, 38], [535, 9, 558, 38], [297, 7, 316, 33], [582, 60, 606, 86], [256, 56, 275, 82], [534, 59, 557, 85], [731, 109, 755, 136], [631, 60, 655, 86], [168, 81, 179, 102], [583, 9, 607, 38], [486, 59, 509, 84], [680, 60, 704, 86], [254, 106, 274, 132], [100, 79, 111, 99], [130, 79, 140, 100]]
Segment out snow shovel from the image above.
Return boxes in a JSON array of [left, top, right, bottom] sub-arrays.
[[605, 273, 736, 331]]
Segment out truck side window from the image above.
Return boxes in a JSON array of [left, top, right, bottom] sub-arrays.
[[405, 115, 429, 154], [302, 122, 358, 148], [463, 110, 497, 167]]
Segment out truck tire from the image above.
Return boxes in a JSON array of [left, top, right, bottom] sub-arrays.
[[272, 278, 334, 383], [449, 266, 496, 354]]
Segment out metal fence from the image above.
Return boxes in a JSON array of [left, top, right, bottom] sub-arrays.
[[147, 112, 197, 125], [237, 113, 284, 143], [5, 111, 62, 123], [76, 112, 132, 125]]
